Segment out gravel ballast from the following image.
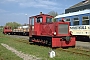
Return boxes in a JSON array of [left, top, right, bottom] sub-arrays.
[[1, 43, 41, 60]]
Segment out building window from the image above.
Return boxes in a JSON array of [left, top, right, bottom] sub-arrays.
[[65, 18, 71, 25], [83, 0, 89, 4], [82, 16, 89, 25], [66, 18, 70, 21], [73, 17, 79, 25]]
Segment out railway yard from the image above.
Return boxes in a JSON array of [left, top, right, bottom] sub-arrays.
[[1, 0, 90, 60], [0, 33, 90, 60], [9, 35, 90, 49]]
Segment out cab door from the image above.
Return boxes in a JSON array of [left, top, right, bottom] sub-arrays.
[[34, 17, 42, 35], [29, 17, 34, 37]]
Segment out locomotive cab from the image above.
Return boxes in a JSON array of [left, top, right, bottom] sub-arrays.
[[3, 26, 12, 34], [29, 12, 76, 48], [29, 12, 53, 37]]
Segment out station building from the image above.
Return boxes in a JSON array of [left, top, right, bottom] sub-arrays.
[[55, 0, 90, 36], [65, 0, 90, 13], [63, 0, 90, 26], [55, 0, 90, 26]]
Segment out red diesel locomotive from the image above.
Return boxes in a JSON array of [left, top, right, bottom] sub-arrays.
[[3, 26, 12, 35], [29, 12, 76, 48]]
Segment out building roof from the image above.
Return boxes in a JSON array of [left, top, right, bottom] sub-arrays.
[[67, 0, 90, 9], [55, 9, 90, 18]]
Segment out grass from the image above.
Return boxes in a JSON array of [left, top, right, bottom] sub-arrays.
[[0, 30, 90, 60], [0, 31, 22, 60], [0, 44, 22, 60]]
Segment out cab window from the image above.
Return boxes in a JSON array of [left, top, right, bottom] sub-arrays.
[[30, 18, 34, 25], [5, 27, 7, 29], [46, 17, 52, 23], [36, 17, 42, 23]]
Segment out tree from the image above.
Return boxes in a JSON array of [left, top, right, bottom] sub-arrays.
[[0, 26, 3, 28], [5, 22, 21, 29], [48, 11, 58, 17], [0, 26, 3, 32], [48, 11, 58, 22]]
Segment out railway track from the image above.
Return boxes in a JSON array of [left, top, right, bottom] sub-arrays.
[[15, 38, 90, 57], [8, 35, 90, 57], [58, 48, 90, 57], [9, 35, 29, 40]]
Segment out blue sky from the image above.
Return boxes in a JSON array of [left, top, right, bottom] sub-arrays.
[[0, 0, 82, 26]]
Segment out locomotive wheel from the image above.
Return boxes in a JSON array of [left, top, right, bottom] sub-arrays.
[[45, 40, 48, 44], [29, 37, 33, 42]]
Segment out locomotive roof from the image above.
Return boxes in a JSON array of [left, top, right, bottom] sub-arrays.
[[4, 26, 11, 27], [55, 9, 90, 18], [29, 14, 53, 18]]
